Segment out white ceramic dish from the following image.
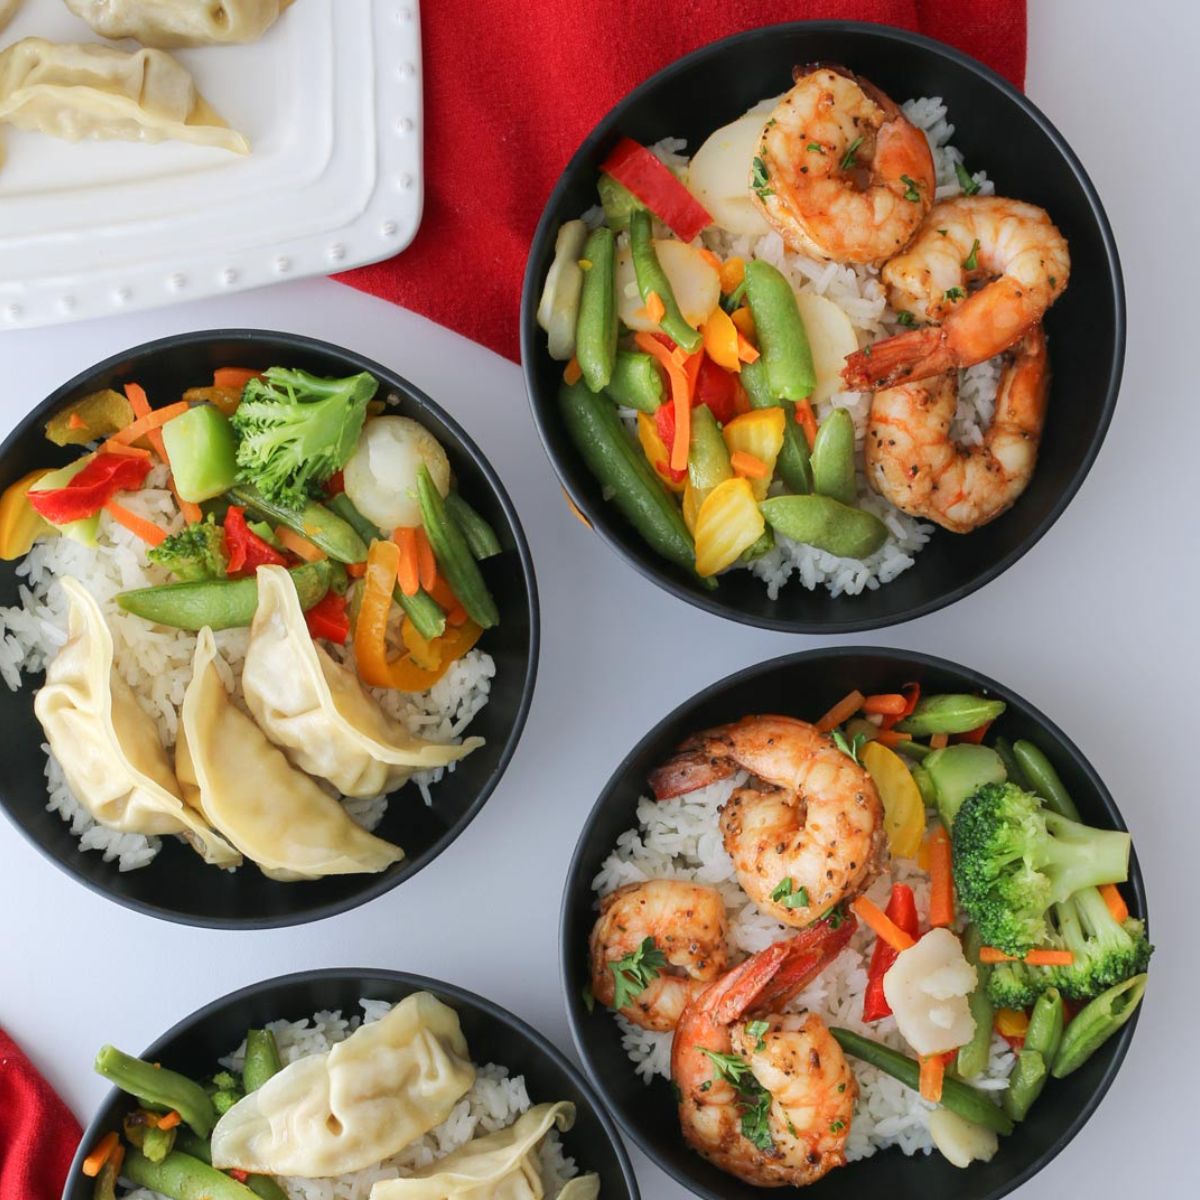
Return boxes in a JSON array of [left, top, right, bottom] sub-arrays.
[[0, 0, 422, 328]]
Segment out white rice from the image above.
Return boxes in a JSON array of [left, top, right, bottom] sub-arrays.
[[0, 464, 493, 869], [121, 999, 580, 1200], [592, 772, 1015, 1161]]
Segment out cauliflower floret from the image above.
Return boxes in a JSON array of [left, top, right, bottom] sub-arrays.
[[882, 928, 978, 1056]]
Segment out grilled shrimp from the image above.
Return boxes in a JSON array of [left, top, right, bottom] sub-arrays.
[[650, 716, 885, 927], [865, 326, 1048, 532], [843, 195, 1069, 389], [671, 921, 858, 1187], [589, 880, 730, 1031], [755, 65, 935, 264]]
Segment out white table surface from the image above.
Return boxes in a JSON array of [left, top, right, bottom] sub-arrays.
[[1, 2, 1193, 1196]]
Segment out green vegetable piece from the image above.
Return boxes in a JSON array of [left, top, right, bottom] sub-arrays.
[[246, 520, 284, 551], [1052, 974, 1147, 1078], [226, 485, 366, 564], [957, 924, 994, 1080], [740, 359, 812, 493], [45, 389, 134, 446], [575, 225, 618, 390], [743, 260, 816, 401], [94, 1045, 217, 1138], [924, 744, 1007, 828], [993, 736, 1031, 789], [909, 763, 937, 809], [896, 694, 1007, 736], [739, 526, 775, 564], [810, 408, 856, 504], [629, 210, 702, 353], [1012, 740, 1080, 820], [1026, 987, 1065, 1061], [124, 1111, 178, 1163], [1045, 887, 1153, 1002], [242, 1029, 282, 1094], [147, 516, 228, 582], [161, 405, 239, 503], [245, 1176, 290, 1200], [211, 1089, 240, 1115], [597, 173, 645, 230], [444, 492, 502, 560], [28, 458, 101, 545], [608, 935, 667, 1010], [760, 494, 887, 559], [894, 738, 932, 761], [688, 405, 732, 494], [123, 1149, 260, 1200], [1003, 1049, 1047, 1122], [93, 1149, 123, 1200], [605, 350, 664, 413]]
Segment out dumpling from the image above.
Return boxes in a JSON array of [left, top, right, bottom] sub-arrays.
[[175, 627, 404, 881], [0, 1, 23, 34], [212, 993, 476, 1178], [370, 1103, 601, 1200], [0, 39, 248, 153], [33, 578, 240, 867], [242, 566, 483, 798], [63, 0, 293, 48]]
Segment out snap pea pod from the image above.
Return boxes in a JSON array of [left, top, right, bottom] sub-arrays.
[[242, 1029, 282, 1094], [132, 1121, 177, 1163], [760, 494, 887, 559], [688, 405, 732, 493], [743, 260, 816, 401], [957, 924, 994, 1080], [910, 763, 937, 811], [606, 350, 664, 413], [124, 1150, 259, 1200], [576, 225, 618, 389], [444, 493, 502, 560], [993, 736, 1032, 790], [416, 466, 499, 629], [740, 526, 775, 563], [117, 561, 333, 631], [629, 210, 702, 353], [1005, 987, 1065, 1119], [94, 1046, 216, 1138], [171, 1134, 287, 1200], [740, 358, 812, 493], [1052, 974, 1147, 1078], [1012, 740, 1080, 819], [895, 694, 1008, 737], [830, 1028, 1013, 1135], [895, 738, 932, 761], [226, 485, 366, 564], [810, 408, 857, 505]]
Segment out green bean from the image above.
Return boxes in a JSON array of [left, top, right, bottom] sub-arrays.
[[242, 1029, 282, 1094], [117, 561, 333, 631], [910, 763, 937, 810], [1003, 1050, 1047, 1122], [324, 491, 381, 544], [575, 225, 618, 389], [444, 493, 502, 560], [605, 350, 664, 413], [760, 494, 887, 559], [174, 1130, 211, 1162], [993, 736, 1031, 790], [810, 409, 857, 505], [94, 1046, 216, 1138], [124, 1150, 259, 1200], [629, 211, 701, 353], [830, 1028, 1013, 1135], [957, 925, 994, 1080], [895, 738, 933, 761], [1052, 974, 1147, 1078], [741, 359, 812, 493], [168, 1136, 288, 1200], [416, 466, 499, 628], [1012, 740, 1080, 819], [743, 260, 816, 401], [895, 694, 1007, 737], [226, 485, 366, 564]]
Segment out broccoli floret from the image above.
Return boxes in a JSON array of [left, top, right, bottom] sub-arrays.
[[952, 782, 1131, 955], [986, 959, 1044, 1011], [1049, 887, 1153, 1000], [229, 367, 376, 510], [146, 516, 228, 581], [207, 1069, 243, 1115]]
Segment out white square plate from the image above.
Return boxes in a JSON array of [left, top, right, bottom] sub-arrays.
[[0, 0, 422, 328]]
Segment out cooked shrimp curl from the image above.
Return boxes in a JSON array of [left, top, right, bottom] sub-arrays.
[[755, 65, 935, 264]]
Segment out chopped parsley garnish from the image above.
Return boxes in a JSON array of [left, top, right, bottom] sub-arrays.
[[608, 937, 666, 1011], [837, 1082, 847, 1093], [832, 729, 868, 764], [896, 310, 916, 327], [822, 902, 849, 930], [830, 1120, 846, 1133], [751, 155, 773, 199], [963, 238, 981, 271], [806, 142, 825, 154], [702, 1050, 775, 1151], [770, 877, 810, 909], [581, 983, 595, 1014], [900, 174, 922, 202], [955, 161, 982, 195], [944, 287, 965, 302], [839, 135, 864, 170], [745, 1020, 771, 1051]]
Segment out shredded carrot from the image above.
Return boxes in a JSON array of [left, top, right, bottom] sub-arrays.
[[718, 256, 746, 294], [957, 720, 993, 745], [1100, 883, 1129, 923], [176, 494, 203, 524], [875, 729, 911, 748], [644, 291, 666, 324], [429, 576, 468, 626], [634, 332, 697, 472], [697, 247, 723, 273], [346, 561, 367, 578], [979, 947, 1019, 964], [995, 1008, 1030, 1040], [850, 895, 916, 953], [980, 946, 1075, 967], [392, 527, 420, 596], [927, 825, 955, 927], [736, 332, 760, 363], [212, 367, 262, 391], [863, 693, 909, 716], [101, 442, 153, 460], [816, 689, 865, 733], [794, 399, 818, 450], [82, 1131, 119, 1177], [918, 1054, 945, 1103], [67, 411, 88, 431], [729, 450, 770, 480], [105, 400, 189, 449], [104, 501, 166, 546], [275, 526, 325, 563], [124, 381, 152, 419], [930, 732, 949, 750], [156, 1111, 182, 1131], [563, 357, 583, 385], [415, 528, 438, 591]]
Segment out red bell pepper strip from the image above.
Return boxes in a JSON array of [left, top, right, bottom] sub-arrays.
[[693, 354, 743, 425], [600, 137, 712, 242], [304, 589, 350, 644], [325, 470, 345, 497], [862, 883, 920, 1022], [27, 453, 152, 524], [651, 404, 688, 485], [224, 505, 288, 575]]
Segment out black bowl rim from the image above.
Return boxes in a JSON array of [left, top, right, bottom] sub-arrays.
[[520, 20, 1126, 633], [0, 328, 541, 930], [64, 966, 640, 1200], [559, 645, 1147, 1200]]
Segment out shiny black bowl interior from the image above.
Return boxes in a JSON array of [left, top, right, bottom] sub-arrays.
[[521, 22, 1124, 632], [0, 330, 538, 928], [561, 647, 1147, 1200]]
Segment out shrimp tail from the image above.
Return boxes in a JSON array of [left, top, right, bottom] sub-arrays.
[[842, 326, 955, 391], [649, 739, 736, 800]]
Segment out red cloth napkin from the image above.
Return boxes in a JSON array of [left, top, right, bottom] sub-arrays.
[[339, 1, 1026, 361], [1, 1028, 82, 1200]]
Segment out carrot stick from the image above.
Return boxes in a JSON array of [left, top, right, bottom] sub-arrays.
[[101, 443, 153, 460], [156, 1111, 182, 1131], [816, 690, 865, 733], [275, 526, 325, 563], [979, 946, 1075, 967], [794, 398, 818, 450], [930, 732, 949, 750], [415, 528, 437, 592], [730, 306, 756, 339], [735, 332, 760, 364], [918, 1054, 945, 1103], [393, 527, 420, 596], [644, 291, 666, 323], [124, 381, 152, 419], [213, 367, 262, 391], [730, 450, 770, 480], [863, 693, 909, 716], [633, 332, 696, 472], [104, 401, 189, 449], [927, 825, 954, 927], [346, 561, 367, 578], [851, 895, 916, 953], [81, 1131, 119, 1177], [1100, 883, 1129, 923], [563, 357, 582, 385], [104, 501, 167, 546], [875, 729, 912, 748]]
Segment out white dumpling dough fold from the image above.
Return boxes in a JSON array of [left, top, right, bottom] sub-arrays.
[[63, 0, 293, 48], [0, 1, 24, 35]]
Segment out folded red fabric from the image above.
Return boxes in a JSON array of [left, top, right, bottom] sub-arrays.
[[1, 1028, 82, 1200], [338, 0, 1026, 361]]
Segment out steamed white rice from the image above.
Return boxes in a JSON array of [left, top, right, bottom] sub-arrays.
[[0, 464, 494, 871], [592, 772, 1015, 1161], [122, 999, 580, 1200]]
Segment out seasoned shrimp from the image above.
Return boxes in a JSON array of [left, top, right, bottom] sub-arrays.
[[650, 716, 885, 927], [589, 880, 730, 1031], [843, 195, 1069, 389], [755, 65, 935, 264], [865, 326, 1048, 532], [671, 922, 859, 1187]]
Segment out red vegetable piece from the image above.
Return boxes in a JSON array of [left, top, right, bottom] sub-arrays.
[[693, 354, 742, 425], [27, 452, 152, 524], [304, 589, 350, 644], [862, 883, 920, 1023], [651, 404, 687, 485], [224, 506, 288, 575], [600, 137, 712, 242], [880, 681, 921, 731], [325, 470, 345, 497]]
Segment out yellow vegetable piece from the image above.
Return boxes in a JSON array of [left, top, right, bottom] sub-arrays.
[[718, 256, 746, 295], [722, 408, 786, 500], [401, 616, 442, 671], [701, 307, 742, 373], [636, 412, 685, 494], [730, 305, 756, 341], [693, 476, 765, 577], [0, 468, 55, 560], [181, 385, 242, 418], [995, 1008, 1030, 1040], [682, 480, 702, 535], [861, 740, 926, 859], [44, 389, 134, 446]]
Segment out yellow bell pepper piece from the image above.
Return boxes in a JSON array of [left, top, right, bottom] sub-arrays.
[[693, 477, 765, 577], [722, 408, 786, 500], [861, 740, 926, 859], [681, 480, 702, 535], [701, 307, 741, 373], [636, 412, 685, 494], [718, 256, 746, 295], [0, 468, 55, 560], [401, 616, 442, 671]]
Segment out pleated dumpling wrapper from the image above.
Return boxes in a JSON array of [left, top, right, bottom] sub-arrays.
[[63, 0, 294, 48], [175, 626, 404, 881], [0, 38, 249, 153], [33, 578, 240, 866], [212, 992, 476, 1178], [0, 1, 22, 34], [243, 565, 483, 798], [370, 1102, 602, 1200]]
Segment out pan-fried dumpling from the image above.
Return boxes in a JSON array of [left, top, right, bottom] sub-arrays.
[[63, 0, 293, 48], [33, 578, 240, 867], [243, 566, 483, 798], [370, 1103, 601, 1200], [0, 1, 23, 34], [0, 39, 248, 153], [212, 992, 475, 1178], [176, 627, 404, 881]]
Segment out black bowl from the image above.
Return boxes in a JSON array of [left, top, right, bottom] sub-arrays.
[[562, 647, 1148, 1200], [0, 330, 538, 928], [63, 968, 638, 1200], [521, 22, 1124, 632]]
